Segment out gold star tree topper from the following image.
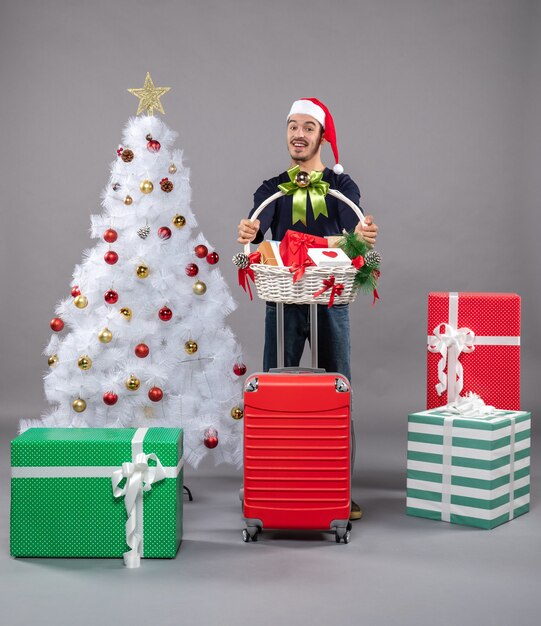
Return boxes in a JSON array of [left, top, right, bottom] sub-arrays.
[[128, 72, 171, 116]]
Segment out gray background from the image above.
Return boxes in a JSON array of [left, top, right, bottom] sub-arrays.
[[0, 1, 540, 625]]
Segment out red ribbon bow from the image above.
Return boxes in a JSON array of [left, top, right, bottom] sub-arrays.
[[313, 275, 344, 308], [237, 252, 261, 300], [351, 255, 365, 269], [289, 258, 315, 283], [279, 231, 326, 267]]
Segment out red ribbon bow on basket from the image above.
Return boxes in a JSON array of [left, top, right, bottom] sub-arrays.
[[237, 252, 261, 300], [313, 275, 344, 308], [289, 258, 315, 283]]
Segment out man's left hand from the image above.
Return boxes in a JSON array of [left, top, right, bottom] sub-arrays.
[[354, 215, 378, 247]]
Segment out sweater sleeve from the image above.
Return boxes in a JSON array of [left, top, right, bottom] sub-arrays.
[[248, 179, 277, 244], [336, 174, 362, 232]]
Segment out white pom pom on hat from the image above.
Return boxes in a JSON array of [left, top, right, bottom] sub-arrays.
[[288, 97, 344, 174]]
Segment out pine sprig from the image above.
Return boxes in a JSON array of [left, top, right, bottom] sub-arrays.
[[338, 230, 381, 292], [338, 230, 371, 259]]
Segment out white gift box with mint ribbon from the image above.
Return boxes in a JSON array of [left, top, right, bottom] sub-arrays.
[[10, 427, 183, 567], [407, 400, 531, 529]]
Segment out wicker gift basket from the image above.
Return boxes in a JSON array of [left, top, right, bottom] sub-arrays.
[[243, 188, 366, 305]]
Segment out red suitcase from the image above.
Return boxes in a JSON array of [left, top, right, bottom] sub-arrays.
[[242, 303, 352, 543]]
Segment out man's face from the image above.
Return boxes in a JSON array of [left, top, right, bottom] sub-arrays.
[[286, 113, 324, 163]]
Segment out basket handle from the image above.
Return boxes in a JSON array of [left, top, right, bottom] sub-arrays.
[[243, 188, 366, 255]]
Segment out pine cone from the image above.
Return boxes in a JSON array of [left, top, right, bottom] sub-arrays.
[[137, 225, 151, 239], [160, 178, 174, 193], [364, 250, 382, 269], [120, 149, 134, 163], [232, 253, 249, 269]]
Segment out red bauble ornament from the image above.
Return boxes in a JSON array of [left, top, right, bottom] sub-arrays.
[[159, 306, 172, 321], [147, 139, 161, 153], [206, 251, 219, 265], [135, 343, 150, 358], [104, 250, 119, 265], [71, 285, 81, 297], [194, 244, 208, 259], [148, 386, 163, 402], [233, 363, 247, 376], [185, 263, 199, 277], [103, 391, 118, 406], [103, 228, 118, 243], [158, 226, 172, 240], [50, 317, 64, 332], [104, 289, 119, 304], [204, 427, 219, 449]]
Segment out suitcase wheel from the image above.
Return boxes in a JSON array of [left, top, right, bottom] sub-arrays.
[[242, 526, 260, 542], [334, 522, 352, 544]]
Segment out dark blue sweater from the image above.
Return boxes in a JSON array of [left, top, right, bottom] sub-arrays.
[[249, 168, 362, 243]]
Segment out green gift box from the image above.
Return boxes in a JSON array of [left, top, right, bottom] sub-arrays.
[[407, 407, 531, 529], [11, 427, 183, 566]]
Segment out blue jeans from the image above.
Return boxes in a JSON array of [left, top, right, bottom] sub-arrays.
[[263, 303, 351, 382]]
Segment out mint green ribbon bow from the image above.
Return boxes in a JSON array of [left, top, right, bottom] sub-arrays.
[[278, 166, 330, 226]]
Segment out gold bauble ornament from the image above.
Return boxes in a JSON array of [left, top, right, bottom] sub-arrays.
[[124, 194, 133, 205], [184, 340, 198, 355], [136, 263, 150, 278], [230, 406, 244, 420], [98, 327, 113, 343], [126, 374, 141, 391], [48, 354, 59, 367], [172, 214, 186, 228], [193, 280, 207, 296], [120, 307, 132, 320], [74, 294, 88, 309], [168, 163, 177, 174], [72, 398, 87, 413], [295, 170, 311, 188], [77, 354, 92, 370], [140, 179, 154, 194]]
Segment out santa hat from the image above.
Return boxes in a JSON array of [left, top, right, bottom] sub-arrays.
[[287, 98, 344, 174]]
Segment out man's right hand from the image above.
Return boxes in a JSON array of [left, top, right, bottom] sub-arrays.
[[237, 218, 260, 244]]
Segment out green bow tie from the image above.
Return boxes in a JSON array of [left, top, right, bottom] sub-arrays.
[[278, 165, 330, 226]]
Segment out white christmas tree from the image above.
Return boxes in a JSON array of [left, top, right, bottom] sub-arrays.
[[26, 74, 246, 468]]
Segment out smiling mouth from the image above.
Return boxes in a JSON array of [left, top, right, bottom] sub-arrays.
[[291, 141, 308, 149]]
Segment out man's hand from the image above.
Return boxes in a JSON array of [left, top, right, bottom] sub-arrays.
[[237, 218, 260, 244], [354, 215, 378, 247]]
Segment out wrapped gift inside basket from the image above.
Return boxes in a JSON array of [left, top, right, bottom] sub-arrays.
[[235, 187, 378, 306]]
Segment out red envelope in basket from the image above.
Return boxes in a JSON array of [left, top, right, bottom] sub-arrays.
[[278, 230, 327, 267], [427, 292, 521, 410]]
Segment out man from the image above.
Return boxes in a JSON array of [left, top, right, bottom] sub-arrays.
[[237, 98, 378, 520]]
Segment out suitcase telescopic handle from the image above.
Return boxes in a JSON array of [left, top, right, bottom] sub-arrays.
[[242, 188, 366, 256]]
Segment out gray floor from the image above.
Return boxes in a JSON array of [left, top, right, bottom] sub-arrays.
[[1, 422, 539, 626]]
